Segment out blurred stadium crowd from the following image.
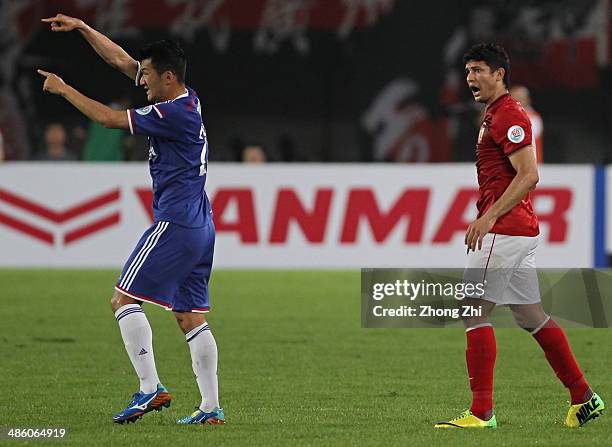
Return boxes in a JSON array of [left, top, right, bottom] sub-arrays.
[[0, 0, 610, 163]]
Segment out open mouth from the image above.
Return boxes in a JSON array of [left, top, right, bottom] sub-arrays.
[[470, 86, 480, 94]]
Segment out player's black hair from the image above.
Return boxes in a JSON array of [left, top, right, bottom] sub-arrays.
[[138, 40, 187, 83], [462, 43, 510, 88]]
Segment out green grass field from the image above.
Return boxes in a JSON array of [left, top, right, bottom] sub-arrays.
[[1, 270, 610, 446]]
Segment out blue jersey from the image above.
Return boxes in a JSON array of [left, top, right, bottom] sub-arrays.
[[127, 87, 211, 228]]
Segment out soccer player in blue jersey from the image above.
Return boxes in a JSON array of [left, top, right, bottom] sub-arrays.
[[39, 14, 224, 425]]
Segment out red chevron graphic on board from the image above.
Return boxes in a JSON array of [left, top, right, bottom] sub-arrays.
[[0, 188, 121, 245]]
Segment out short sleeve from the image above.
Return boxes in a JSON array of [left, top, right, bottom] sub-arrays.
[[491, 108, 533, 156], [127, 102, 186, 139]]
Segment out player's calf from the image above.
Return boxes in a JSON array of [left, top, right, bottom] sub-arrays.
[[176, 313, 223, 423], [526, 314, 603, 426]]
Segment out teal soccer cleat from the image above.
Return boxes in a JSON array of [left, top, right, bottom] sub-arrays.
[[177, 407, 225, 425], [112, 384, 172, 424]]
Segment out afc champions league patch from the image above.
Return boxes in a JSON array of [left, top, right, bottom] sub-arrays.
[[136, 105, 153, 115], [507, 125, 525, 143]]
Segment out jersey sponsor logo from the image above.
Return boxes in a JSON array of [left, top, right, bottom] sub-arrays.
[[507, 125, 525, 143], [136, 105, 153, 115]]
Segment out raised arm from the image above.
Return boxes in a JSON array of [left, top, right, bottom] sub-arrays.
[[38, 69, 129, 130], [41, 14, 139, 81]]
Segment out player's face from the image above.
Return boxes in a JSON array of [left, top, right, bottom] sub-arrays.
[[465, 60, 502, 104], [139, 59, 163, 103]]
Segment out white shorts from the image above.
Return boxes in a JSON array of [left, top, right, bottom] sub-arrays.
[[463, 233, 541, 305]]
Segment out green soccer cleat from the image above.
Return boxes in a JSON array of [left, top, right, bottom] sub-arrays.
[[435, 409, 497, 429], [565, 392, 605, 427]]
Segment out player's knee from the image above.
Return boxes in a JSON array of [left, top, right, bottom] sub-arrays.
[[512, 312, 529, 330], [460, 300, 493, 328], [174, 313, 191, 333], [462, 317, 489, 329], [512, 312, 530, 330], [110, 293, 121, 313], [173, 313, 184, 328], [110, 291, 140, 313], [174, 312, 206, 334], [510, 304, 547, 330]]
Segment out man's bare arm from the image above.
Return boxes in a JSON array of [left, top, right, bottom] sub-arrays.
[[41, 14, 138, 81], [38, 70, 129, 130], [485, 145, 539, 220]]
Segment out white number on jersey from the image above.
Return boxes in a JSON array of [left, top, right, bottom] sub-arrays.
[[199, 124, 208, 176]]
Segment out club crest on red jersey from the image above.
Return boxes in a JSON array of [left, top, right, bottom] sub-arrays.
[[478, 115, 492, 145], [478, 125, 485, 144]]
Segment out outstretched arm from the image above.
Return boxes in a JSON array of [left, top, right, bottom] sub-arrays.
[[41, 14, 138, 81], [38, 69, 129, 130]]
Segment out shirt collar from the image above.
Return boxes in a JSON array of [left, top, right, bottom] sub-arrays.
[[172, 88, 189, 101]]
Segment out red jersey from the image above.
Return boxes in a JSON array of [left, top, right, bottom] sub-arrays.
[[475, 94, 539, 237]]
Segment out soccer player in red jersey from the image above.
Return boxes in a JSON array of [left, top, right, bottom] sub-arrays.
[[435, 43, 604, 429]]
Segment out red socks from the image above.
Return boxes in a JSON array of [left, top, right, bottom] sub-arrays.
[[465, 319, 590, 419], [466, 325, 496, 420], [532, 318, 591, 404]]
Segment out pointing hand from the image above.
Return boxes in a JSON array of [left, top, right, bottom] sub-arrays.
[[37, 69, 67, 96], [41, 14, 85, 32]]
